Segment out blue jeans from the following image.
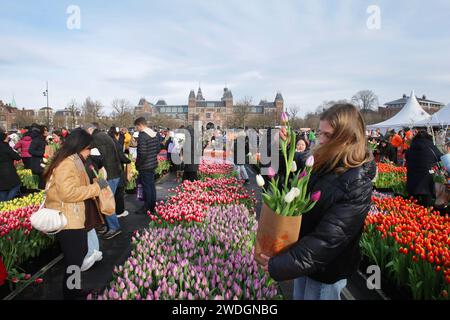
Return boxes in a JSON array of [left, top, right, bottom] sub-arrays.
[[105, 178, 121, 231], [293, 276, 347, 300], [0, 185, 20, 202], [86, 229, 99, 258], [139, 171, 156, 212]]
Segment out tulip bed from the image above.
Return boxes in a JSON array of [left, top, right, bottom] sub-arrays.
[[149, 177, 257, 225], [96, 160, 281, 300], [374, 163, 408, 196], [93, 205, 281, 300], [198, 160, 238, 180], [361, 195, 450, 300], [0, 192, 54, 285], [17, 169, 39, 191]]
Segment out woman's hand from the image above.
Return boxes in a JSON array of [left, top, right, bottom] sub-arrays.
[[280, 127, 288, 142]]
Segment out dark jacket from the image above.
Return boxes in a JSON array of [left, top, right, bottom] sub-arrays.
[[269, 159, 376, 284], [0, 142, 21, 191], [111, 135, 131, 187], [28, 131, 46, 174], [91, 130, 122, 180], [379, 142, 397, 163], [136, 128, 161, 173], [405, 137, 443, 196]]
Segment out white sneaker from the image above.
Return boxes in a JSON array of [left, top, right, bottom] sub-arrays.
[[117, 210, 129, 218], [93, 250, 103, 262], [81, 253, 97, 272]]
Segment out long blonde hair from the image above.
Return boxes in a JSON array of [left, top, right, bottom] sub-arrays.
[[313, 104, 371, 174]]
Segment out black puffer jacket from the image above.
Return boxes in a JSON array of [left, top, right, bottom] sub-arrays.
[[268, 159, 376, 284], [0, 142, 21, 190], [405, 137, 443, 196], [136, 128, 161, 173], [28, 131, 46, 174], [91, 130, 122, 180]]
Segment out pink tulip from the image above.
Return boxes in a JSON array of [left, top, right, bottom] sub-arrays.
[[311, 191, 321, 202], [281, 112, 289, 124], [267, 167, 276, 179]]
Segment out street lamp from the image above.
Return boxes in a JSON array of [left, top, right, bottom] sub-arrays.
[[43, 81, 49, 127]]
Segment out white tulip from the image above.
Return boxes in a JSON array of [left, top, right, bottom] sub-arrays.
[[291, 187, 301, 198], [284, 191, 296, 204], [256, 175, 265, 187], [429, 170, 435, 174], [306, 156, 314, 167], [291, 161, 297, 172], [42, 158, 48, 164]]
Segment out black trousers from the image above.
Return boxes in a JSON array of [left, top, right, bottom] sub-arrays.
[[413, 194, 434, 208], [56, 229, 88, 300], [22, 157, 32, 169], [183, 171, 198, 182], [115, 184, 125, 215]]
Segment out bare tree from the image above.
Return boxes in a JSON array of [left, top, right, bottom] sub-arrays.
[[111, 98, 133, 127], [287, 105, 300, 120], [82, 97, 103, 124], [351, 90, 379, 111], [66, 99, 80, 129], [233, 96, 253, 128], [15, 112, 36, 129]]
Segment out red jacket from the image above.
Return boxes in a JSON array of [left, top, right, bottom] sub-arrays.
[[14, 136, 32, 158]]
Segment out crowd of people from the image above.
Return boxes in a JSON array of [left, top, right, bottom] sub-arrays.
[[1, 110, 449, 300]]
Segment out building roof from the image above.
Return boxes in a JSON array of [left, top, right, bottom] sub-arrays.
[[189, 90, 196, 99], [385, 95, 444, 107], [275, 92, 284, 101], [197, 87, 205, 101], [155, 100, 167, 106], [222, 88, 233, 100]]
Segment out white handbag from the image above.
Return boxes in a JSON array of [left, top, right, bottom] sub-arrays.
[[30, 175, 68, 235]]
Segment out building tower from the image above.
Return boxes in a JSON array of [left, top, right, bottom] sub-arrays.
[[274, 92, 284, 125], [222, 87, 233, 128], [188, 89, 196, 125]]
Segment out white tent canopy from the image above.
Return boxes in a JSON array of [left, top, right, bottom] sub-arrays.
[[414, 103, 450, 127], [368, 90, 431, 130]]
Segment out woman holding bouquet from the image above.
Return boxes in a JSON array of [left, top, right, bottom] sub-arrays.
[[260, 104, 376, 300]]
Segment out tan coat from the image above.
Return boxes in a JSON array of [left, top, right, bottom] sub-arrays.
[[45, 154, 101, 230]]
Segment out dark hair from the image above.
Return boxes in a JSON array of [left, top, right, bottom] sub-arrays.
[[0, 131, 6, 142], [134, 117, 147, 126], [296, 137, 309, 149], [43, 128, 93, 181]]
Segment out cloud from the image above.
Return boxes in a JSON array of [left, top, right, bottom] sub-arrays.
[[0, 0, 449, 117]]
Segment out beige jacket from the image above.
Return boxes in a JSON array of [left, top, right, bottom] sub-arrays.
[[45, 154, 101, 230]]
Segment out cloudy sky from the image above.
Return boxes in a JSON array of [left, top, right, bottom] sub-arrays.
[[1, 0, 450, 116]]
